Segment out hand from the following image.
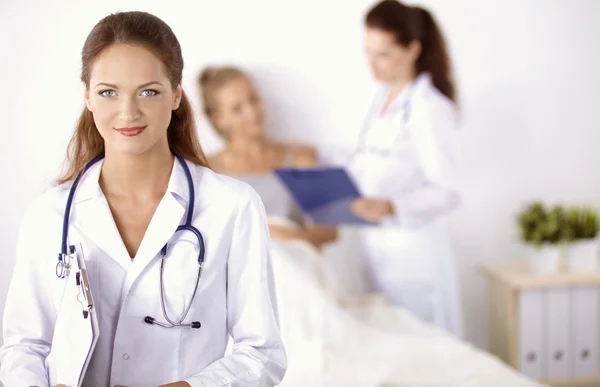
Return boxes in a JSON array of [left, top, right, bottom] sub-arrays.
[[269, 225, 336, 251], [302, 225, 338, 251], [269, 225, 302, 242], [350, 198, 394, 223]]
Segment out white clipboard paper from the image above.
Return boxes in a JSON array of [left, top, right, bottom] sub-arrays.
[[47, 243, 99, 387]]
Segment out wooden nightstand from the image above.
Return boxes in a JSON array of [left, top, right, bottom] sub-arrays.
[[480, 261, 600, 387]]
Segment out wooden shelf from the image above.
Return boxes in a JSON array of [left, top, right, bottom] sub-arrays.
[[480, 261, 600, 386], [480, 260, 600, 289], [542, 374, 600, 386]]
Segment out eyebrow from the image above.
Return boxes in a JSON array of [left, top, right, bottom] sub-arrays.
[[94, 81, 164, 89]]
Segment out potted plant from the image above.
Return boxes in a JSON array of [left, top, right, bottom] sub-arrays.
[[563, 206, 599, 272], [517, 202, 563, 274]]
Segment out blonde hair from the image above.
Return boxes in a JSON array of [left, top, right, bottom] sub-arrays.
[[57, 11, 210, 185], [197, 66, 250, 137]]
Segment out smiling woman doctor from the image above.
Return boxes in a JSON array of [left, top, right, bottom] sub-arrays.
[[348, 0, 464, 338], [0, 11, 286, 387]]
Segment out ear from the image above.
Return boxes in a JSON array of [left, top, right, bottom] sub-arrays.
[[83, 83, 93, 111], [172, 83, 183, 110], [407, 40, 422, 62]]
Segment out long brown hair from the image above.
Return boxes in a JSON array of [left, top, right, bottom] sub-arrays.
[[57, 11, 209, 184], [366, 0, 455, 102]]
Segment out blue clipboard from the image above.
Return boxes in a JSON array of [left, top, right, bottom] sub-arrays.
[[274, 167, 375, 225]]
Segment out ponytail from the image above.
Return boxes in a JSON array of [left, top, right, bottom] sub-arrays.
[[415, 7, 455, 102], [365, 1, 456, 102]]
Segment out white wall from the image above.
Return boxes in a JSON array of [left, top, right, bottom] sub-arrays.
[[1, 0, 600, 352]]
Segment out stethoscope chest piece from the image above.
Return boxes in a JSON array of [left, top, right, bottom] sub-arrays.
[[56, 245, 76, 279]]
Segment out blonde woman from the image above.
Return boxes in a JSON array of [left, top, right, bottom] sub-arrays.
[[199, 66, 338, 250]]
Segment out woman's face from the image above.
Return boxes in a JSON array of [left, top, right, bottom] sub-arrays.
[[364, 27, 420, 83], [212, 76, 264, 141], [84, 43, 182, 157]]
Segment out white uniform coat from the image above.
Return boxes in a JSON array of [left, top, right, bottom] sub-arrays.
[[0, 158, 287, 387], [348, 72, 464, 338]]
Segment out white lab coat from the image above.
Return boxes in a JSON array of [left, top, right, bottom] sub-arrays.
[[0, 158, 287, 387], [347, 72, 464, 338]]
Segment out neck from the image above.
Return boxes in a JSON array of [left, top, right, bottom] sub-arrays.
[[227, 135, 270, 157], [100, 144, 174, 200], [390, 77, 415, 95], [388, 70, 418, 98]]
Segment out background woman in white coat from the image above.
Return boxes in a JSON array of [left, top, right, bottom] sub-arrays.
[[347, 0, 463, 338], [0, 11, 286, 387]]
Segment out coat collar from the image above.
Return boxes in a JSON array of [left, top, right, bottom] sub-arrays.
[[69, 156, 193, 279], [375, 71, 433, 115], [72, 156, 191, 205]]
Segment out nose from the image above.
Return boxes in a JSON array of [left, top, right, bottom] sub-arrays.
[[118, 96, 141, 123]]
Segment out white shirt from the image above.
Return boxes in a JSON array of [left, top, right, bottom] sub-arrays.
[[0, 158, 287, 387]]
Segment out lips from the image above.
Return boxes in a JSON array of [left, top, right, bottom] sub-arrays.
[[116, 126, 146, 137]]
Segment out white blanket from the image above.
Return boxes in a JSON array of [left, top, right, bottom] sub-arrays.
[[264, 224, 547, 387]]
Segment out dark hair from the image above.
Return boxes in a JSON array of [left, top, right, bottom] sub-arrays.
[[366, 0, 455, 102], [57, 11, 209, 184]]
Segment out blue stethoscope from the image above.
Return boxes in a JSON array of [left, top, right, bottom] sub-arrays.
[[56, 154, 205, 329]]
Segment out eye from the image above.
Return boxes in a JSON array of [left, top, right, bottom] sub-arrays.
[[141, 89, 159, 97], [99, 90, 116, 97]]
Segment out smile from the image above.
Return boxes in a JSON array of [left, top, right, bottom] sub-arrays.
[[115, 126, 147, 137]]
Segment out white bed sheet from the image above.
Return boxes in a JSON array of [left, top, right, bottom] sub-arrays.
[[260, 222, 547, 387]]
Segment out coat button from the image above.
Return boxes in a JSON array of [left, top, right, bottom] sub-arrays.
[[122, 353, 130, 360]]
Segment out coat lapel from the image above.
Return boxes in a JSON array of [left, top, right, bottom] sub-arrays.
[[122, 193, 185, 298], [70, 160, 133, 269], [74, 197, 133, 269], [67, 157, 194, 300], [121, 158, 191, 299]]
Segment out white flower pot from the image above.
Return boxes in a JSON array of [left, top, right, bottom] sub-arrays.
[[565, 238, 599, 273], [529, 244, 561, 275]]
